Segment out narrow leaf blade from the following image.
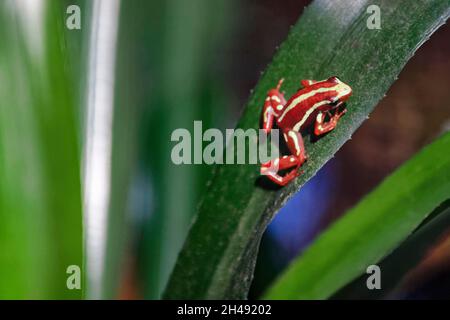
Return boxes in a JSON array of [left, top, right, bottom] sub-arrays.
[[264, 132, 450, 299]]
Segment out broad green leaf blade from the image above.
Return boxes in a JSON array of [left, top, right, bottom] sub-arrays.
[[0, 1, 83, 299], [264, 132, 450, 299], [332, 201, 450, 299], [164, 0, 450, 299]]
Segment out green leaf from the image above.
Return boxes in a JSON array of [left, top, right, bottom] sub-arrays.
[[332, 201, 450, 299], [0, 1, 83, 299], [264, 132, 450, 299], [164, 0, 450, 299]]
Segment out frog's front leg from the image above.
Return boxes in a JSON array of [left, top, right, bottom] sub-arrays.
[[262, 79, 287, 133], [314, 107, 347, 136], [261, 129, 307, 186]]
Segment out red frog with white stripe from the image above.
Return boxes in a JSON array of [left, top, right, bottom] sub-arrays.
[[260, 76, 352, 186]]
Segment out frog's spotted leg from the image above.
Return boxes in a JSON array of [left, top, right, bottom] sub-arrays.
[[261, 155, 301, 186], [261, 129, 307, 186]]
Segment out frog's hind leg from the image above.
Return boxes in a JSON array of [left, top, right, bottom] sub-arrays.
[[261, 156, 302, 186], [284, 129, 307, 164], [260, 129, 307, 186]]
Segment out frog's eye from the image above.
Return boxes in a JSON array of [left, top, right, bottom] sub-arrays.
[[328, 76, 340, 83]]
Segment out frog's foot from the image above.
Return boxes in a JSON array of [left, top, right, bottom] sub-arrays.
[[261, 155, 304, 186], [315, 110, 346, 136], [327, 105, 347, 118], [276, 78, 285, 91], [336, 107, 347, 118], [261, 166, 302, 187]]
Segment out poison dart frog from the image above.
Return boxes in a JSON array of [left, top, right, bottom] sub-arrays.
[[260, 76, 352, 186]]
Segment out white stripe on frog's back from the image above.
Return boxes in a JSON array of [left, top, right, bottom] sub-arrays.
[[291, 83, 351, 131], [278, 84, 340, 122], [293, 100, 330, 131]]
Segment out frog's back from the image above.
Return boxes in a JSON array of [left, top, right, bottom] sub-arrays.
[[276, 83, 336, 131]]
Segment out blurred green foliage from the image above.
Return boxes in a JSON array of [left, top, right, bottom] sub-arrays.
[[136, 0, 234, 299], [0, 1, 83, 299], [334, 200, 450, 299]]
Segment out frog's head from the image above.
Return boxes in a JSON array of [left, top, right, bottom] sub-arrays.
[[328, 76, 352, 104]]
